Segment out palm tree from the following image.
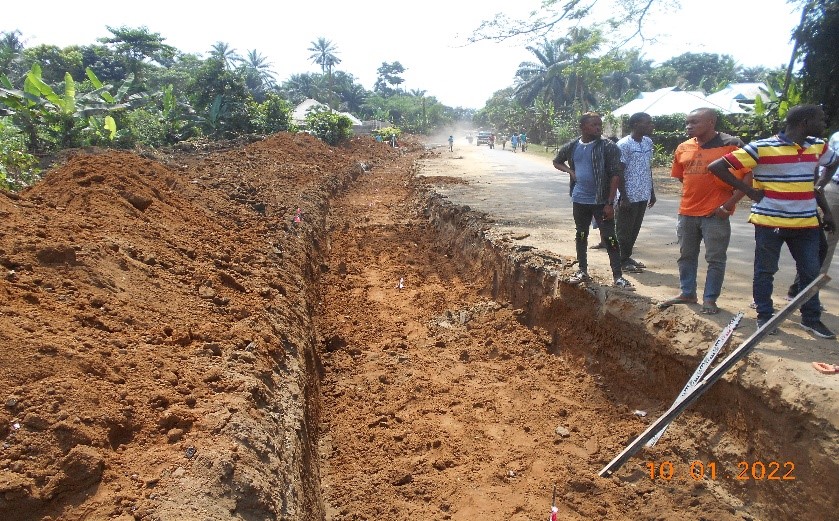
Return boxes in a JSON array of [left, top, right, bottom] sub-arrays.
[[602, 50, 652, 103], [308, 37, 341, 75], [208, 41, 241, 70], [514, 38, 574, 110], [515, 28, 605, 114], [307, 37, 342, 108], [281, 73, 326, 105], [0, 30, 25, 78], [240, 49, 277, 101]]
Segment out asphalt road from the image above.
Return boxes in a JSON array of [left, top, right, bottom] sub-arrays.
[[421, 138, 839, 365]]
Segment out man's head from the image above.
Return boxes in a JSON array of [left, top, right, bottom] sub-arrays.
[[628, 112, 653, 137], [685, 108, 718, 142], [579, 112, 603, 141], [785, 104, 826, 137]]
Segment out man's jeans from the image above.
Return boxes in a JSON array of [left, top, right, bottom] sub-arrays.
[[676, 214, 731, 302], [573, 202, 621, 278], [753, 225, 822, 324], [616, 200, 648, 263]]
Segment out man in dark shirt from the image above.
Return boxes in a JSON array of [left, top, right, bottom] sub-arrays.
[[553, 112, 634, 290]]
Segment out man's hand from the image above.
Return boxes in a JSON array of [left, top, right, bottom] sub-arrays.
[[746, 187, 764, 202], [712, 206, 731, 219], [648, 192, 657, 208], [823, 214, 836, 233], [603, 204, 615, 221]]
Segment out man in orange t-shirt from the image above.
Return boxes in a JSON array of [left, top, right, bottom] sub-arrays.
[[660, 108, 750, 314]]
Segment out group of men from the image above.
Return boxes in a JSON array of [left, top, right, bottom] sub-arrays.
[[552, 105, 839, 339], [552, 111, 655, 291]]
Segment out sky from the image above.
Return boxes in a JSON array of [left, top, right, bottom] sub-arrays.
[[3, 0, 802, 109]]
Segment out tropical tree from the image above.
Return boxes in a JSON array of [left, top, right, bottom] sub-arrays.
[[794, 0, 839, 128], [208, 42, 241, 71], [373, 61, 405, 97], [331, 72, 367, 114], [188, 56, 251, 138], [601, 50, 651, 103], [97, 26, 177, 85], [661, 52, 740, 92], [514, 27, 609, 114], [308, 37, 341, 75], [21, 44, 85, 85], [0, 30, 25, 80], [281, 73, 326, 104], [239, 49, 276, 102]]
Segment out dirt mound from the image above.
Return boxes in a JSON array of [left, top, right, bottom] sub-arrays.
[[0, 134, 411, 520]]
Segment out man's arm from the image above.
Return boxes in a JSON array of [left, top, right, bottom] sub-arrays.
[[708, 158, 763, 202], [603, 174, 620, 220]]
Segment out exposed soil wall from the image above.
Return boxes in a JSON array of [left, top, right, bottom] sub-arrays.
[[1, 133, 836, 520], [422, 190, 839, 521]]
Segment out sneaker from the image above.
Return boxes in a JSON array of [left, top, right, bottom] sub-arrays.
[[569, 270, 591, 285], [799, 321, 836, 339], [613, 277, 636, 291], [627, 259, 646, 269], [756, 317, 778, 335]]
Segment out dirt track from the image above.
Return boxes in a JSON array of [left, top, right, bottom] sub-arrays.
[[0, 133, 837, 520]]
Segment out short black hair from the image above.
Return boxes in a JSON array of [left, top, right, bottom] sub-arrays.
[[579, 111, 601, 127], [785, 104, 823, 127], [628, 112, 651, 128]]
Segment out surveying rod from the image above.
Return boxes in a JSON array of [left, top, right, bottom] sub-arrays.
[[599, 273, 830, 477]]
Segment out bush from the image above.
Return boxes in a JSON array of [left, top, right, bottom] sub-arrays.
[[304, 107, 353, 146], [0, 118, 41, 191], [118, 109, 166, 148]]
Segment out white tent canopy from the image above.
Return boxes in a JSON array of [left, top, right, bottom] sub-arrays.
[[611, 86, 747, 117], [292, 99, 363, 126]]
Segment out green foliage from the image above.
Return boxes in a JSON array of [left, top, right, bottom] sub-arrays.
[[119, 108, 165, 147], [0, 118, 40, 191], [372, 126, 401, 141], [373, 62, 405, 97], [189, 58, 252, 138], [0, 64, 141, 151], [794, 0, 839, 128], [304, 106, 352, 145], [249, 93, 295, 134], [660, 53, 740, 93]]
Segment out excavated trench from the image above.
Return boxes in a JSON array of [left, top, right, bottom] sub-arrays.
[[3, 135, 832, 520], [418, 194, 839, 520], [311, 148, 839, 520]]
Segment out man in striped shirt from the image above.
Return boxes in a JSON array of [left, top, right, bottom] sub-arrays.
[[709, 104, 839, 339]]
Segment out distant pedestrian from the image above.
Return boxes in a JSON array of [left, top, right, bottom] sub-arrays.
[[552, 112, 634, 290], [502, 135, 508, 150], [660, 108, 750, 315], [709, 104, 838, 338], [511, 133, 519, 152], [448, 135, 454, 151], [519, 131, 527, 152], [615, 112, 656, 273]]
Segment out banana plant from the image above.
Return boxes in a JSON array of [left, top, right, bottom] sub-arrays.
[[0, 64, 145, 150]]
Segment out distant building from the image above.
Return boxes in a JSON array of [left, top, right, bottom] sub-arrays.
[[292, 99, 364, 132]]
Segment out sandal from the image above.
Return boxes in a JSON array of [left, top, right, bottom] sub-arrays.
[[702, 301, 720, 315], [658, 295, 698, 308], [812, 362, 839, 374]]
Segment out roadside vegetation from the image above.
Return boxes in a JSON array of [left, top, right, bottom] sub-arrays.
[[0, 0, 835, 190]]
